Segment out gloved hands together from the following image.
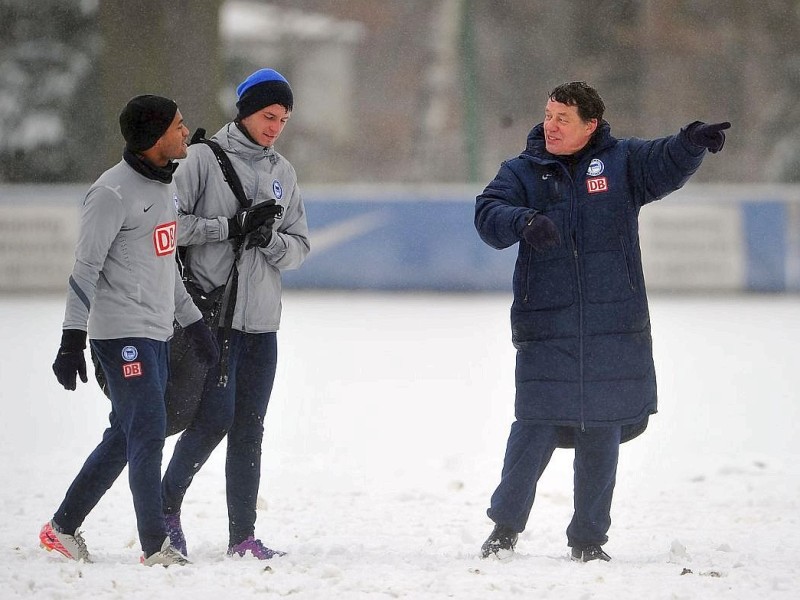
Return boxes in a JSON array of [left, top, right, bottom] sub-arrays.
[[245, 223, 275, 250], [522, 211, 561, 252], [183, 319, 220, 367], [52, 329, 88, 391], [227, 199, 284, 239], [686, 121, 731, 154]]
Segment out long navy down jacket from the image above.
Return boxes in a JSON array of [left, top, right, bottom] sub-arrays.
[[475, 121, 706, 443]]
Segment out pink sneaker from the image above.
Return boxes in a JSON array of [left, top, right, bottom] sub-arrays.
[[227, 536, 285, 560], [39, 520, 92, 562]]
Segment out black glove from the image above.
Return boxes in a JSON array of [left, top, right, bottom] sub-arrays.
[[52, 329, 88, 391], [227, 200, 283, 238], [183, 319, 220, 367], [245, 222, 275, 250], [686, 121, 730, 154], [522, 211, 561, 252]]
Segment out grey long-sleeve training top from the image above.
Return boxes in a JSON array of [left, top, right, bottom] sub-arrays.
[[62, 159, 201, 340], [175, 122, 310, 334]]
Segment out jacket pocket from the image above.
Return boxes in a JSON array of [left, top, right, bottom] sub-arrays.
[[517, 208, 574, 310], [583, 236, 636, 304], [519, 255, 575, 310]]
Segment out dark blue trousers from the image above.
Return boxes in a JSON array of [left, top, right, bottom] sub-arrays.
[[53, 338, 169, 556], [162, 330, 277, 546], [488, 421, 621, 547]]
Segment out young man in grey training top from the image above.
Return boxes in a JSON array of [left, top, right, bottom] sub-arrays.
[[161, 68, 310, 560], [41, 95, 219, 567]]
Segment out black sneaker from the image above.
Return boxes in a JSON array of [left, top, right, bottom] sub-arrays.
[[571, 544, 611, 562], [480, 524, 518, 558]]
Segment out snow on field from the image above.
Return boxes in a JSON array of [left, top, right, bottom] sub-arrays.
[[1, 291, 798, 599]]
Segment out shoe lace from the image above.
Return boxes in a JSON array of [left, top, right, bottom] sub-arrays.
[[141, 546, 189, 566], [72, 531, 90, 559], [160, 545, 189, 565]]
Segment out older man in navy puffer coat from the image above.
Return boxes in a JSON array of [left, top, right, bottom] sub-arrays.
[[475, 81, 729, 562]]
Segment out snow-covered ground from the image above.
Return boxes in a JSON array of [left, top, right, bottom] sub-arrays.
[[1, 291, 798, 599]]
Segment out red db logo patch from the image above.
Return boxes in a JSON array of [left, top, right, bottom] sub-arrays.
[[586, 177, 609, 194], [154, 221, 176, 256], [123, 362, 143, 378]]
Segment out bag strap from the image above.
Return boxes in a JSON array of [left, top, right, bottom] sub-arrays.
[[214, 244, 241, 387], [190, 128, 251, 208], [187, 127, 251, 386], [178, 128, 248, 272]]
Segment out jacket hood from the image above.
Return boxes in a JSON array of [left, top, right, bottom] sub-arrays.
[[522, 120, 614, 160]]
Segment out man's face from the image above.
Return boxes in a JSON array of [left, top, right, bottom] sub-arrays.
[[240, 104, 290, 148], [543, 100, 597, 156], [152, 110, 189, 163]]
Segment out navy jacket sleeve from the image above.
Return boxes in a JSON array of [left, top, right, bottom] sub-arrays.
[[474, 161, 534, 249], [626, 126, 706, 207]]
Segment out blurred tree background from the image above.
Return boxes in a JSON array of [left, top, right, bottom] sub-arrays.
[[1, 0, 799, 185]]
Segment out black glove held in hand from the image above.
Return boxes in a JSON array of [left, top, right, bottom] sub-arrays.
[[227, 200, 283, 238], [522, 211, 561, 252], [52, 329, 88, 391], [686, 121, 730, 153], [245, 222, 275, 250], [184, 319, 220, 367]]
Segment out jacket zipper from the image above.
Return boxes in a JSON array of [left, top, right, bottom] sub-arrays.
[[573, 243, 585, 431], [566, 161, 585, 431], [239, 155, 261, 332]]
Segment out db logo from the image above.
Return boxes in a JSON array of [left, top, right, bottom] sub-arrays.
[[154, 221, 177, 256], [586, 177, 609, 194], [123, 362, 143, 378]]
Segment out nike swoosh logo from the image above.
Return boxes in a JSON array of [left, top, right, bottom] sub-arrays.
[[309, 210, 390, 253], [143, 204, 154, 212]]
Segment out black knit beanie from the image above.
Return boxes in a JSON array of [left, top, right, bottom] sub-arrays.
[[119, 95, 178, 152], [235, 69, 293, 120]]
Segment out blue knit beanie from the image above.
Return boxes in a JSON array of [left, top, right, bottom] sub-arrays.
[[236, 68, 293, 119]]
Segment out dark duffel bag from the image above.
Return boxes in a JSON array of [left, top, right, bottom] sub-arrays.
[[91, 282, 223, 437]]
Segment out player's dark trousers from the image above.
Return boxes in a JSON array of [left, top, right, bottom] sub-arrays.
[[53, 338, 169, 556], [487, 421, 620, 547], [162, 331, 277, 547]]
